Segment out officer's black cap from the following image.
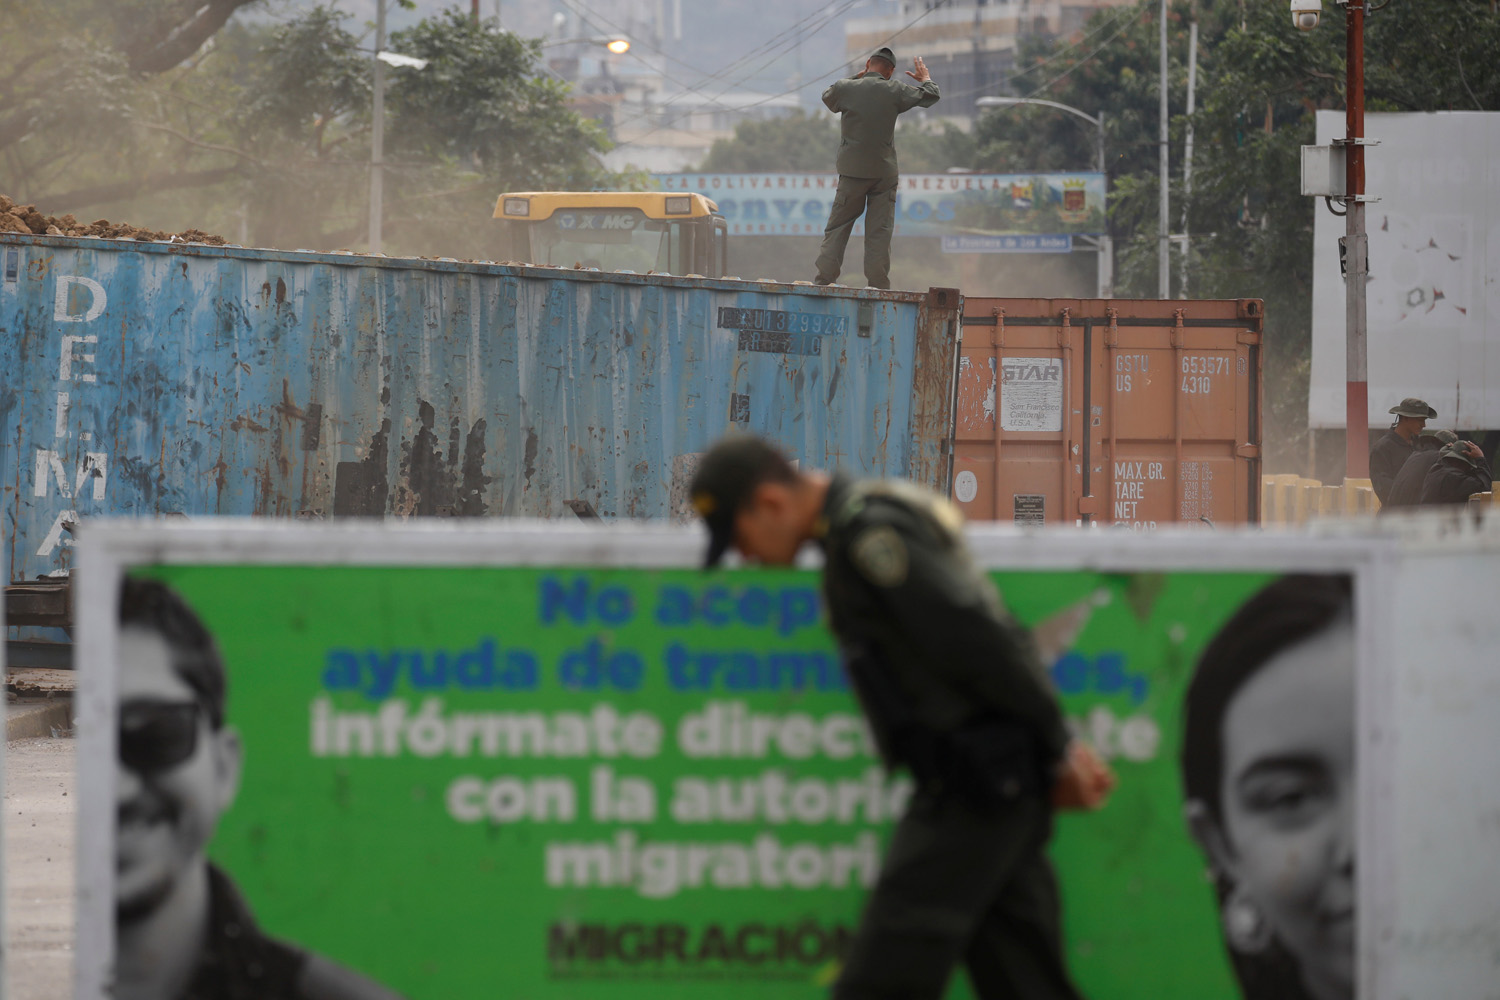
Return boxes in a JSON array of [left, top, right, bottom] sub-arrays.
[[871, 46, 896, 66], [688, 435, 793, 568]]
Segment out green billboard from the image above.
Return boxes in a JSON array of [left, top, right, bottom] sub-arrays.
[[104, 560, 1274, 999]]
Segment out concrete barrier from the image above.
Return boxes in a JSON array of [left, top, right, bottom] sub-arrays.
[[1258, 477, 1500, 525]]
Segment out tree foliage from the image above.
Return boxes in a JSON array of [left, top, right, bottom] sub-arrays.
[[386, 11, 608, 190], [0, 0, 617, 256], [696, 110, 840, 172]]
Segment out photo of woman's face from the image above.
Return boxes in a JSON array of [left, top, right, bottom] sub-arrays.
[[1218, 621, 1356, 1000]]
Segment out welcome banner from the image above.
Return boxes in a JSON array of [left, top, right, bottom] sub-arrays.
[[654, 173, 1106, 240]]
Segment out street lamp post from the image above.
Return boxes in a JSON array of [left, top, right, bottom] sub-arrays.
[[976, 96, 1111, 297], [369, 0, 387, 253], [367, 0, 430, 255]]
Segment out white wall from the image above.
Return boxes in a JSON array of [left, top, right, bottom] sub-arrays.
[[1310, 111, 1500, 429]]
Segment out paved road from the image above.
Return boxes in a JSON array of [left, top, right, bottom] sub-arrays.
[[6, 736, 75, 1000]]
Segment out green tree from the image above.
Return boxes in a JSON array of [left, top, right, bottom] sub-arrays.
[[892, 121, 978, 173], [386, 10, 608, 190], [695, 111, 839, 171], [0, 0, 261, 208], [0, 1, 622, 257]]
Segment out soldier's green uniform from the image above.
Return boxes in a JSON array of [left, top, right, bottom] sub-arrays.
[[1370, 397, 1436, 504], [689, 438, 1084, 1000], [815, 475, 1082, 1000], [815, 48, 940, 290], [1419, 441, 1493, 506]]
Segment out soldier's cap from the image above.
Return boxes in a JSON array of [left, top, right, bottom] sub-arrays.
[[1389, 397, 1437, 419], [1440, 440, 1484, 468], [871, 46, 896, 66], [1419, 428, 1459, 445], [688, 435, 794, 568]]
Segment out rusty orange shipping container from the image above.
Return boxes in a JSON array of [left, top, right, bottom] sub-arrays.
[[950, 298, 1263, 528]]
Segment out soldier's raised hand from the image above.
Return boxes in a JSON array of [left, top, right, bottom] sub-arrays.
[[906, 56, 930, 83]]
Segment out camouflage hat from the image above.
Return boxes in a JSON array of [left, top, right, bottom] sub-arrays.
[[871, 46, 896, 65], [1439, 441, 1484, 468], [688, 435, 793, 568], [1419, 428, 1459, 445], [1389, 397, 1437, 419]]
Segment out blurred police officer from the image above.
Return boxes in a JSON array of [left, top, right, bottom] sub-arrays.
[[1382, 428, 1457, 511], [1369, 397, 1435, 504], [689, 435, 1112, 1000], [1418, 439, 1492, 506], [814, 47, 940, 290]]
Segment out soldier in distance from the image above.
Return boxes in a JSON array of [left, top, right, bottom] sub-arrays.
[[1381, 428, 1457, 511], [1369, 397, 1435, 504], [814, 46, 940, 290], [1418, 439, 1492, 507]]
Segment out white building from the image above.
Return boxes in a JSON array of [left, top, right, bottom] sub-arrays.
[[844, 0, 1135, 125]]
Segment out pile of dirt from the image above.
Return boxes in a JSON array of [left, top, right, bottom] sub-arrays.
[[0, 194, 228, 245]]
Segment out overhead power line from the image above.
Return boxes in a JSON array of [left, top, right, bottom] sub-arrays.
[[611, 0, 943, 150]]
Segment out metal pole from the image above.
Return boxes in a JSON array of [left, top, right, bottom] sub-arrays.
[[1097, 111, 1112, 298], [1181, 20, 1197, 297], [368, 0, 386, 254], [1157, 0, 1170, 299], [472, 0, 480, 24], [1345, 0, 1369, 478]]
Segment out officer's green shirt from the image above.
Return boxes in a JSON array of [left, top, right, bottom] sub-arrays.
[[815, 474, 1070, 769], [822, 72, 941, 179]]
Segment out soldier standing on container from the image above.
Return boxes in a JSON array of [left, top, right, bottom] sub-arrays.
[[689, 435, 1114, 1000], [814, 47, 940, 290], [1369, 397, 1435, 504]]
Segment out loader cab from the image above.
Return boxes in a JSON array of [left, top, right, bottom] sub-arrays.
[[493, 191, 728, 278]]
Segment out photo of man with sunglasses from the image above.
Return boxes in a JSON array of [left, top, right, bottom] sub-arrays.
[[115, 577, 406, 1000]]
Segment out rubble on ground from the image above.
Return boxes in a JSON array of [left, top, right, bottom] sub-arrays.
[[0, 194, 228, 244]]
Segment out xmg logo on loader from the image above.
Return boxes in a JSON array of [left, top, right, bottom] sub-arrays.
[[556, 213, 638, 231]]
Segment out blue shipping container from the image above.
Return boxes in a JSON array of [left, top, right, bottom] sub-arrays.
[[1, 234, 959, 586]]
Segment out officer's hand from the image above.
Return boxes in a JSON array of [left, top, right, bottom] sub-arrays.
[[1052, 741, 1116, 811], [906, 56, 930, 83], [1463, 441, 1484, 460]]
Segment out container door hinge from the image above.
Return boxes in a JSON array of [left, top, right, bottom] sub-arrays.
[[1236, 444, 1262, 459], [1236, 330, 1262, 346]]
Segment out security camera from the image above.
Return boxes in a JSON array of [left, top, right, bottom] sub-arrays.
[[1291, 0, 1321, 30]]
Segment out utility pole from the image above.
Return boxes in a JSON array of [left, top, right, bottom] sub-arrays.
[[368, 0, 386, 254], [1157, 0, 1170, 299], [1344, 0, 1369, 478], [1097, 110, 1111, 298], [1180, 20, 1197, 296]]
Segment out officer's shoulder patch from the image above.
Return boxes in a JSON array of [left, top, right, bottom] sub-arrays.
[[849, 524, 909, 588]]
